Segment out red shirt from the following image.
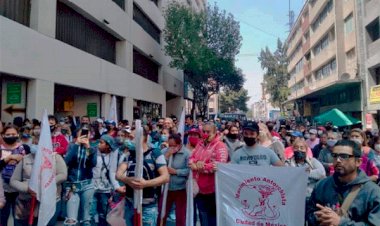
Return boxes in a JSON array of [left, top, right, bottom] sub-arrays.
[[189, 135, 228, 194], [52, 134, 69, 156]]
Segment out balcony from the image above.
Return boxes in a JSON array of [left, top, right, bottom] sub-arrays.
[[287, 29, 303, 56], [304, 61, 311, 76]]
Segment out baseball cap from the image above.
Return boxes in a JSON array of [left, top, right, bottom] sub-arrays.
[[309, 129, 317, 135], [243, 121, 259, 132], [188, 128, 201, 135], [100, 135, 116, 150], [291, 131, 303, 137]]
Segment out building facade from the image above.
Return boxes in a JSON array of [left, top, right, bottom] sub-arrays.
[[0, 0, 205, 123], [360, 0, 380, 129], [286, 0, 362, 124]]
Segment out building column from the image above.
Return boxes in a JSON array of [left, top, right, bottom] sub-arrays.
[[30, 0, 57, 37], [101, 94, 112, 119], [26, 79, 54, 119], [123, 97, 134, 123], [116, 41, 133, 71]]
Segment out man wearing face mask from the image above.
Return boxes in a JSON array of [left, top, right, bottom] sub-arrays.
[[318, 132, 338, 176], [223, 125, 243, 159], [231, 121, 284, 166], [48, 115, 69, 156], [306, 129, 320, 149]]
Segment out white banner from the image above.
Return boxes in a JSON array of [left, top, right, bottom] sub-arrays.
[[216, 164, 307, 226], [29, 110, 56, 226]]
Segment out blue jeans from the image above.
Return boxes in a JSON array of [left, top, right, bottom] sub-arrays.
[[124, 199, 158, 226], [195, 193, 216, 226], [64, 181, 95, 226], [91, 192, 111, 226]]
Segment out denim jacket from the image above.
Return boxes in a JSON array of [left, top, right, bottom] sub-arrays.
[[65, 143, 97, 182], [163, 146, 190, 191]]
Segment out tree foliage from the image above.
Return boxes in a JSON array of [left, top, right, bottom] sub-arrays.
[[163, 2, 244, 116], [258, 39, 290, 110], [219, 88, 250, 113]]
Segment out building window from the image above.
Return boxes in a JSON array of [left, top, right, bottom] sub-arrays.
[[346, 48, 355, 60], [56, 2, 117, 63], [209, 108, 215, 113], [112, 0, 125, 10], [133, 48, 160, 83], [311, 0, 333, 31], [0, 0, 30, 26], [315, 58, 336, 81], [133, 3, 161, 43], [209, 97, 214, 102], [344, 13, 354, 35], [313, 34, 330, 56], [366, 17, 380, 42]]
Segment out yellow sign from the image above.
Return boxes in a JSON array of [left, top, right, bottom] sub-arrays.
[[369, 85, 380, 104]]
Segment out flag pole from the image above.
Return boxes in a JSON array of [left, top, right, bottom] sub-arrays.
[[28, 196, 36, 226], [134, 120, 143, 226]]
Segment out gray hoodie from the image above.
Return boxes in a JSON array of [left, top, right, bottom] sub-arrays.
[[306, 170, 380, 225]]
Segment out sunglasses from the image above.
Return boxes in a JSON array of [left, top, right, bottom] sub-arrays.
[[331, 153, 355, 160]]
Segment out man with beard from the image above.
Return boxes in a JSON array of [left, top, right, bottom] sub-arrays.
[[306, 140, 380, 225]]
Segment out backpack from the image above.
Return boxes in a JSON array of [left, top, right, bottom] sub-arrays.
[[125, 148, 160, 200]]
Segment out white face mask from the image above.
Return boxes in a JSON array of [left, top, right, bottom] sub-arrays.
[[375, 144, 380, 152]]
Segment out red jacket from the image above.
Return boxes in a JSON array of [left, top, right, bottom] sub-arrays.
[[52, 134, 69, 156], [189, 135, 228, 194]]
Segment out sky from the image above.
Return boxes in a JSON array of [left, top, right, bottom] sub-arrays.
[[214, 0, 305, 107]]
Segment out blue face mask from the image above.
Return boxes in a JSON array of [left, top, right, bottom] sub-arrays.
[[125, 140, 136, 151], [161, 135, 168, 142]]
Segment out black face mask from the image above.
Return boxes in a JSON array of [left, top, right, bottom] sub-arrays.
[[50, 125, 56, 133], [3, 136, 18, 145], [244, 137, 256, 146], [227, 134, 238, 140], [294, 151, 306, 160]]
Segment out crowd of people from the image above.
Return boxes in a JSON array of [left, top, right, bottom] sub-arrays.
[[0, 114, 379, 226]]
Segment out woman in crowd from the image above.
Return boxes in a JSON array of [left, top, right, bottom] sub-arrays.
[[285, 139, 325, 198], [116, 128, 169, 226], [189, 123, 228, 226], [258, 123, 285, 162], [159, 134, 190, 226], [0, 125, 28, 225], [64, 129, 97, 226], [10, 146, 67, 226], [350, 128, 379, 182]]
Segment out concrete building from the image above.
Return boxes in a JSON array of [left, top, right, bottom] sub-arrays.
[[285, 0, 362, 123], [0, 0, 206, 123], [358, 0, 380, 129], [208, 93, 219, 118], [252, 83, 280, 121]]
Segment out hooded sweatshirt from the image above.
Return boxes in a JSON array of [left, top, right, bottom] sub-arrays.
[[189, 135, 228, 194], [306, 170, 380, 225]]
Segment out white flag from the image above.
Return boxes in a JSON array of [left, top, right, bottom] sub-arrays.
[[216, 164, 307, 226], [177, 108, 186, 141], [108, 95, 118, 125], [29, 110, 57, 226]]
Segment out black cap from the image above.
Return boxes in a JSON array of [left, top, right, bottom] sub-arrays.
[[243, 121, 259, 132]]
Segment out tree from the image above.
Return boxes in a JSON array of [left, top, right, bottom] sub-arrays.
[[258, 39, 290, 112], [163, 2, 244, 116], [219, 88, 250, 113]]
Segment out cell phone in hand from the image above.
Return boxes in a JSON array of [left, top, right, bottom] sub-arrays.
[[81, 129, 89, 137]]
